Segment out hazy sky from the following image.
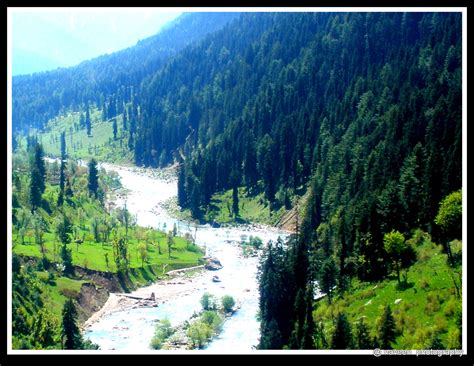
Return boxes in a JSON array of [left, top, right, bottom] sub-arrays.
[[11, 8, 182, 75]]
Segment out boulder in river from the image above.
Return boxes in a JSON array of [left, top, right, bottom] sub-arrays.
[[205, 257, 223, 271]]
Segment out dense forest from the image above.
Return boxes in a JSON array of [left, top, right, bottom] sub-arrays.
[[12, 11, 462, 350]]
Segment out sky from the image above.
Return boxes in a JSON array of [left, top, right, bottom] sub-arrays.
[[11, 8, 182, 76]]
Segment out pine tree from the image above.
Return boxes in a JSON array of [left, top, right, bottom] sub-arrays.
[[61, 299, 82, 349], [56, 214, 72, 245], [61, 243, 74, 276], [88, 159, 99, 198], [79, 112, 86, 128], [355, 318, 372, 349], [259, 318, 282, 349], [112, 118, 118, 140], [29, 143, 46, 211], [378, 305, 396, 349], [58, 132, 67, 206], [85, 103, 91, 136], [232, 185, 239, 218], [122, 109, 128, 131], [177, 163, 187, 207], [320, 257, 338, 303], [300, 287, 315, 349], [332, 312, 353, 349]]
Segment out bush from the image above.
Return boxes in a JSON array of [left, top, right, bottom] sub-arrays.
[[248, 236, 263, 249], [425, 292, 441, 315], [187, 321, 212, 349], [59, 288, 79, 299], [444, 298, 458, 317], [150, 319, 174, 350], [200, 292, 217, 311], [201, 311, 223, 333], [221, 295, 236, 313], [446, 327, 461, 349]]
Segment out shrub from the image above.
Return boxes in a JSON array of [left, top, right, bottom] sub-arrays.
[[221, 295, 236, 313], [248, 236, 263, 249], [425, 293, 441, 315], [419, 278, 429, 290], [59, 288, 79, 299], [433, 314, 448, 333], [201, 311, 223, 333], [444, 298, 458, 317], [150, 319, 174, 350], [187, 321, 212, 349], [446, 327, 461, 349], [200, 292, 217, 311]]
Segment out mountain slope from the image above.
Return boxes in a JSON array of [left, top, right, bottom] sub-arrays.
[[12, 12, 240, 134]]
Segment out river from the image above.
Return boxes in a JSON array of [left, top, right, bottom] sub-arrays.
[[82, 163, 289, 352]]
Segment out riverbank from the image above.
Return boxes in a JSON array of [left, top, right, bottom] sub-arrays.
[[82, 266, 207, 331]]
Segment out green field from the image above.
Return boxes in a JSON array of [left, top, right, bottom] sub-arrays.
[[173, 184, 291, 227], [27, 107, 133, 163], [13, 227, 202, 274]]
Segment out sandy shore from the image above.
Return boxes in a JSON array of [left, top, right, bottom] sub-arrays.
[[82, 267, 209, 331]]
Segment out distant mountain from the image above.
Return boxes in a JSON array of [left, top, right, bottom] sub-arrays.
[[11, 10, 182, 76], [12, 12, 241, 133]]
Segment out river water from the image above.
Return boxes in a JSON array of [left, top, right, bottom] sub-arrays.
[[82, 163, 289, 352]]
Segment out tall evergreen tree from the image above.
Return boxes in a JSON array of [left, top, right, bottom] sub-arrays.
[[58, 131, 67, 206], [122, 109, 128, 131], [177, 163, 188, 207], [332, 312, 353, 349], [61, 299, 82, 349], [29, 143, 46, 211], [85, 103, 91, 136], [378, 305, 396, 349], [232, 186, 239, 218], [61, 243, 74, 276], [88, 159, 99, 198], [355, 318, 373, 349], [112, 118, 118, 140]]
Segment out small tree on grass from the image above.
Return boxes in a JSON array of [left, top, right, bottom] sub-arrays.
[[435, 190, 462, 267], [383, 230, 415, 284], [104, 252, 110, 270], [221, 295, 235, 313], [435, 190, 462, 242], [167, 231, 174, 259], [138, 243, 148, 268]]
